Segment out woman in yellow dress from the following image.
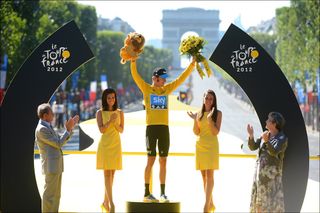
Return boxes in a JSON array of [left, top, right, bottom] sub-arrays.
[[96, 88, 124, 213], [187, 89, 222, 213]]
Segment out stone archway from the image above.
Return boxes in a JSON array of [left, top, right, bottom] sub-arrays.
[[161, 8, 220, 69]]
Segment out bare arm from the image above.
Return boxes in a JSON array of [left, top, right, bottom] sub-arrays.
[[114, 110, 124, 133], [96, 110, 114, 134], [187, 111, 200, 135], [207, 110, 222, 135]]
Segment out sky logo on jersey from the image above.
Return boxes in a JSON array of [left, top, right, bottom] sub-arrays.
[[150, 94, 167, 109]]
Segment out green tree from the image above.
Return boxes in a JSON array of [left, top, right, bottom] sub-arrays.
[[77, 5, 98, 88], [1, 0, 97, 90], [2, 0, 41, 85], [96, 31, 173, 89], [276, 0, 319, 84], [0, 1, 25, 76], [250, 32, 277, 60], [96, 30, 127, 88], [137, 46, 173, 84], [36, 1, 77, 42], [36, 0, 88, 90]]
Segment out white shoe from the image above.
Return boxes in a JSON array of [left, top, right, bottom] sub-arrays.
[[143, 194, 159, 203], [159, 194, 169, 203]]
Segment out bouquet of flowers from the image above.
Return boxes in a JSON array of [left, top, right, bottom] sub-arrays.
[[179, 35, 212, 79]]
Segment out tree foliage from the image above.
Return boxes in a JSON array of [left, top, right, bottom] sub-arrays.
[[96, 30, 127, 89], [77, 5, 97, 89], [0, 0, 172, 91], [275, 0, 319, 84], [249, 32, 277, 60], [96, 31, 173, 89], [36, 1, 77, 42], [0, 0, 97, 89], [137, 46, 173, 84], [0, 1, 25, 71], [1, 0, 41, 83]]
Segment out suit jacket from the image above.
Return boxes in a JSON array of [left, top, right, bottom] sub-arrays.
[[35, 120, 72, 174]]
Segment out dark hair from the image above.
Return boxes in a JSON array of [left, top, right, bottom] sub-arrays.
[[268, 112, 285, 131], [101, 88, 118, 111], [199, 89, 218, 122], [37, 103, 51, 119]]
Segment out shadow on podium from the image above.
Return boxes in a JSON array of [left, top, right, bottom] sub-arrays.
[[126, 201, 180, 212]]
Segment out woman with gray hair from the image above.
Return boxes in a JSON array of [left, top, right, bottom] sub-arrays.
[[247, 112, 288, 213]]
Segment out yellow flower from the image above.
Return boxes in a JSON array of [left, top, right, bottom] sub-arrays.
[[179, 35, 212, 79]]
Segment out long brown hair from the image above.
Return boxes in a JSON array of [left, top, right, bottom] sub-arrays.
[[101, 88, 118, 111], [199, 89, 218, 122]]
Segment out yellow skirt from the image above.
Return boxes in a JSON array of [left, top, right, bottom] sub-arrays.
[[96, 134, 122, 170], [195, 137, 219, 170]]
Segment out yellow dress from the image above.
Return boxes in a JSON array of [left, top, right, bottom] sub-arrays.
[[196, 112, 219, 170], [96, 110, 122, 170]]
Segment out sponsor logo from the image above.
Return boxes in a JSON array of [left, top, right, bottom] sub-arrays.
[[41, 44, 70, 72], [150, 94, 167, 109], [230, 44, 259, 72]]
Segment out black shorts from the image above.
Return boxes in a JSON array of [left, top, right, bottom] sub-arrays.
[[146, 125, 170, 157]]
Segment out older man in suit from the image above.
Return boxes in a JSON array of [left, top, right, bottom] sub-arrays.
[[35, 103, 79, 212]]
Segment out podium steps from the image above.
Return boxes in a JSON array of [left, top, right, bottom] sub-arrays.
[[126, 201, 180, 212]]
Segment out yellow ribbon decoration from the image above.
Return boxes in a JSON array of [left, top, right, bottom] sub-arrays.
[[196, 62, 206, 79], [202, 59, 213, 77]]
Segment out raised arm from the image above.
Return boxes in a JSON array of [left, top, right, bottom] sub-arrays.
[[247, 124, 261, 151], [130, 60, 148, 92], [36, 126, 71, 149], [166, 58, 196, 93]]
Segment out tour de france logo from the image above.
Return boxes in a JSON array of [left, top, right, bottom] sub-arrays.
[[41, 44, 70, 72], [230, 44, 259, 72]]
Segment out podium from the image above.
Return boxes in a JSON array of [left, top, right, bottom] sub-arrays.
[[126, 201, 180, 212]]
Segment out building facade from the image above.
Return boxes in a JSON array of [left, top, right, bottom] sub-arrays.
[[161, 8, 220, 68]]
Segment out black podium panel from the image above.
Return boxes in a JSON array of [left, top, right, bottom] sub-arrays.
[[0, 20, 94, 212], [126, 201, 180, 213], [210, 24, 309, 212]]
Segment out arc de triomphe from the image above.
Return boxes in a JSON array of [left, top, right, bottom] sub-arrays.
[[161, 8, 220, 69]]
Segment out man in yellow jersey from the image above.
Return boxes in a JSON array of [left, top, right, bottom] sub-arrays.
[[130, 58, 195, 203]]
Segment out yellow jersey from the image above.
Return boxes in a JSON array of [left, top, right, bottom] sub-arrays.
[[130, 61, 195, 125]]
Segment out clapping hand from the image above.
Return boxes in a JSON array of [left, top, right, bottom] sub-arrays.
[[207, 107, 215, 120], [187, 111, 197, 120], [247, 124, 254, 139], [109, 113, 118, 122], [261, 130, 269, 143], [65, 115, 79, 132], [73, 115, 80, 124]]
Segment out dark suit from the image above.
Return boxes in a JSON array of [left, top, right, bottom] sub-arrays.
[[35, 120, 72, 212]]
